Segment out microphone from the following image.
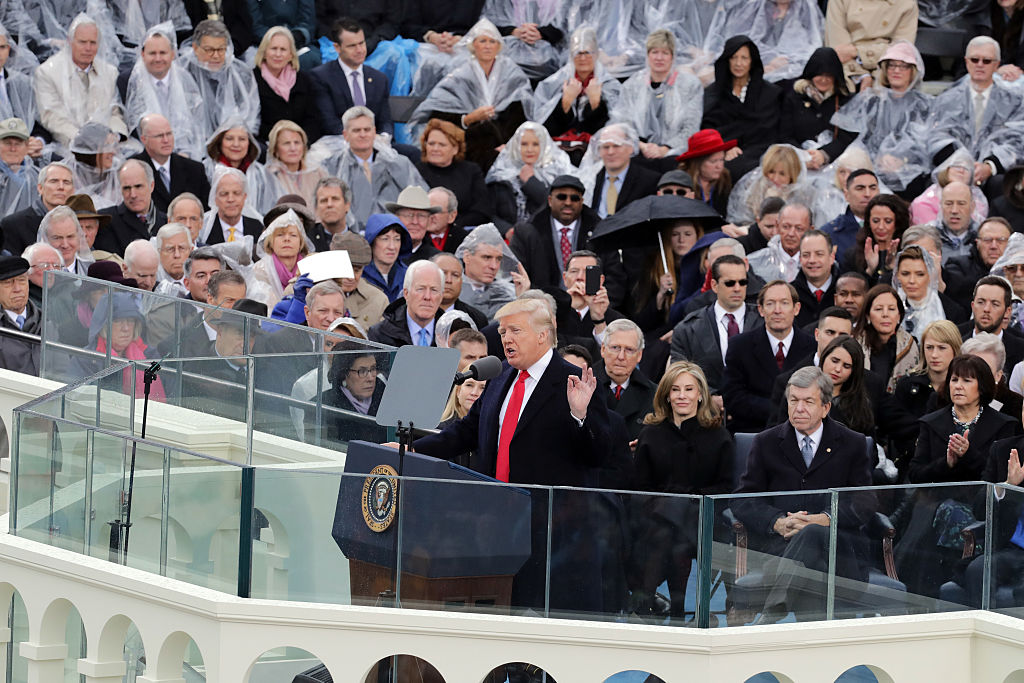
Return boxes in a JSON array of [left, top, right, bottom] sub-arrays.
[[454, 355, 503, 385]]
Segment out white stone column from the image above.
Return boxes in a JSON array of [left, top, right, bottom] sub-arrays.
[[19, 641, 67, 683], [78, 657, 128, 683]]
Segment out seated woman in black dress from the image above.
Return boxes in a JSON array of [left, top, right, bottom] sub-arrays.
[[413, 118, 494, 230], [252, 26, 319, 143], [630, 361, 734, 619], [321, 351, 387, 444], [854, 283, 920, 392], [818, 335, 875, 437], [841, 194, 909, 284], [701, 35, 782, 181]]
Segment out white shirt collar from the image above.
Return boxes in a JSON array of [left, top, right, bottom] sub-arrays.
[[767, 327, 795, 356], [714, 301, 743, 324], [522, 347, 554, 382], [339, 60, 362, 79], [220, 215, 242, 230], [795, 420, 825, 449]]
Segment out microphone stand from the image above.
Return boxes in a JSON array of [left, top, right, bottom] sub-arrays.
[[108, 361, 161, 565]]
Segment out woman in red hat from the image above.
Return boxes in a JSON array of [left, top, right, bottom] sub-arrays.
[[676, 129, 738, 217]]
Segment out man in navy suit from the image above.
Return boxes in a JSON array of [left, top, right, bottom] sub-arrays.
[[413, 297, 610, 613], [733, 367, 874, 623], [723, 280, 816, 433], [311, 17, 393, 138]]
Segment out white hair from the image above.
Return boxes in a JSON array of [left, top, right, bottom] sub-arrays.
[[22, 242, 64, 267], [403, 259, 445, 290], [152, 222, 194, 252], [124, 239, 159, 268], [967, 35, 1001, 62]]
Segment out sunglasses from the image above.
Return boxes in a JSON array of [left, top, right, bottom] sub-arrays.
[[719, 279, 748, 287], [660, 188, 691, 196], [553, 192, 582, 202], [968, 57, 996, 65]]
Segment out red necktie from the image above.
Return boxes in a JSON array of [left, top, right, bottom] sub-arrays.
[[560, 227, 572, 269], [775, 341, 785, 370], [431, 229, 447, 250], [614, 385, 623, 400], [496, 370, 529, 482], [725, 312, 740, 338], [815, 289, 823, 303]]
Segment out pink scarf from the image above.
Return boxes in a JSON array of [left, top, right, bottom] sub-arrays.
[[272, 252, 300, 290], [96, 336, 167, 401], [261, 62, 297, 102]]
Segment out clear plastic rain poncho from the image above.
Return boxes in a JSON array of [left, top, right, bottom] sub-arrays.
[[559, 0, 647, 78], [532, 26, 623, 131], [22, 0, 82, 55], [106, 0, 192, 49], [65, 122, 124, 209], [435, 308, 478, 347], [893, 246, 945, 340], [726, 144, 816, 225], [917, 0, 973, 27], [485, 122, 576, 223], [122, 23, 206, 160], [454, 222, 521, 318], [747, 233, 800, 283], [409, 19, 535, 132], [610, 55, 704, 155], [203, 120, 280, 216], [909, 149, 990, 226], [701, 0, 825, 84], [0, 18, 42, 75], [254, 208, 317, 260], [0, 152, 39, 215], [36, 208, 96, 270], [0, 25, 38, 126], [307, 134, 428, 232], [830, 42, 932, 192], [482, 0, 563, 80], [198, 166, 265, 245], [178, 32, 260, 142], [926, 75, 1024, 176], [578, 122, 639, 206], [643, 0, 706, 71], [991, 232, 1024, 331], [33, 13, 128, 148]]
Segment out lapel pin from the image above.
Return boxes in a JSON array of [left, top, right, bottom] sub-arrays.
[[826, 448, 831, 453], [367, 77, 373, 83]]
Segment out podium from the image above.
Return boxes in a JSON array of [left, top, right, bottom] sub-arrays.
[[333, 441, 532, 612]]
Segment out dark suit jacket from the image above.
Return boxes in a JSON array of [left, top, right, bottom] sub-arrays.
[[909, 405, 1019, 483], [131, 150, 212, 214], [792, 265, 838, 329], [670, 302, 763, 395], [311, 60, 393, 137], [722, 326, 817, 433], [944, 246, 990, 309], [958, 322, 1024, 372], [0, 206, 43, 257], [206, 216, 265, 245], [983, 435, 1024, 549], [95, 203, 168, 255], [594, 363, 656, 441], [509, 205, 627, 308], [590, 162, 660, 217], [732, 417, 872, 536], [414, 352, 610, 487]]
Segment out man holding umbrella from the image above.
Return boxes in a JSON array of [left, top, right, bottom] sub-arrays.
[[510, 174, 626, 309]]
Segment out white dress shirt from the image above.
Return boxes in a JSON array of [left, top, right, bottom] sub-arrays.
[[550, 217, 579, 272], [499, 348, 554, 425], [596, 165, 628, 219], [767, 327, 795, 359], [714, 302, 745, 361], [339, 60, 366, 102], [795, 421, 825, 459]]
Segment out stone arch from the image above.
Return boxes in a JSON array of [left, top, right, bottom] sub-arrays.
[[1004, 671, 1024, 683], [244, 645, 334, 682], [362, 654, 447, 683], [604, 671, 667, 683], [152, 630, 206, 680], [250, 506, 291, 597], [96, 613, 147, 678], [835, 665, 894, 683], [37, 597, 75, 644], [744, 673, 796, 683], [481, 662, 559, 683]]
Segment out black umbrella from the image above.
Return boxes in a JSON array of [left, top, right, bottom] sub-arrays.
[[589, 195, 725, 251]]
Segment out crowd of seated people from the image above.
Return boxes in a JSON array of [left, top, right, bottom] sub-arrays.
[[6, 0, 1024, 626]]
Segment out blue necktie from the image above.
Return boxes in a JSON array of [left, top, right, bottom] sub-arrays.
[[801, 435, 814, 468], [418, 328, 430, 347], [15, 314, 24, 330]]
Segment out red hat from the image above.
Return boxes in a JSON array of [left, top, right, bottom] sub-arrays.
[[675, 129, 738, 163]]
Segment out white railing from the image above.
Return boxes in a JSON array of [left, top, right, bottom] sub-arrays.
[[0, 528, 1023, 683]]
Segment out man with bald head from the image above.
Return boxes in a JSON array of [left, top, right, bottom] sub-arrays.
[[122, 239, 160, 292], [933, 181, 977, 264], [96, 159, 168, 255], [131, 113, 211, 214]]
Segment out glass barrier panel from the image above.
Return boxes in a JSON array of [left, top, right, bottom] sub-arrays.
[[710, 489, 840, 626], [165, 448, 245, 593], [95, 365, 137, 435], [115, 439, 168, 576], [88, 430, 128, 562], [40, 270, 105, 383], [249, 467, 357, 604], [12, 413, 59, 542], [987, 484, 1024, 619], [394, 473, 543, 617]]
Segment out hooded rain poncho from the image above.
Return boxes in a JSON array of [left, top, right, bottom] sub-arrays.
[[482, 0, 563, 80], [203, 120, 279, 216], [65, 122, 125, 209], [179, 32, 260, 142], [610, 56, 703, 155], [893, 247, 946, 340], [727, 144, 816, 225], [485, 121, 576, 223], [558, 0, 648, 78]]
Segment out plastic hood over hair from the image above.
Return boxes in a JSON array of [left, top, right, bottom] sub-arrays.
[[0, 19, 42, 75], [254, 208, 317, 260], [485, 122, 576, 188], [990, 232, 1024, 276], [927, 75, 1024, 174], [747, 234, 800, 284], [464, 17, 502, 46], [532, 26, 623, 129], [124, 22, 205, 160], [435, 308, 477, 347], [454, 222, 521, 277], [69, 122, 121, 155], [559, 0, 647, 78], [727, 144, 815, 224], [179, 31, 261, 141], [702, 0, 824, 83], [36, 210, 97, 266], [203, 119, 279, 215], [578, 123, 640, 205], [610, 57, 704, 155], [409, 51, 535, 130], [892, 247, 945, 338], [199, 165, 264, 244], [879, 40, 926, 88], [482, 0, 561, 80], [307, 133, 427, 231]]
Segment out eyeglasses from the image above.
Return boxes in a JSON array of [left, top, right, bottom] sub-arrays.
[[978, 236, 1009, 245], [199, 45, 228, 56], [553, 192, 582, 202], [29, 262, 61, 270], [968, 57, 997, 65], [161, 245, 191, 255], [659, 188, 691, 196], [719, 279, 748, 287], [1003, 264, 1024, 274], [885, 61, 913, 71], [348, 367, 378, 377], [605, 344, 639, 357]]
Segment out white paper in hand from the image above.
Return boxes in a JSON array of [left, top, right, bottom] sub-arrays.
[[298, 251, 354, 282]]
